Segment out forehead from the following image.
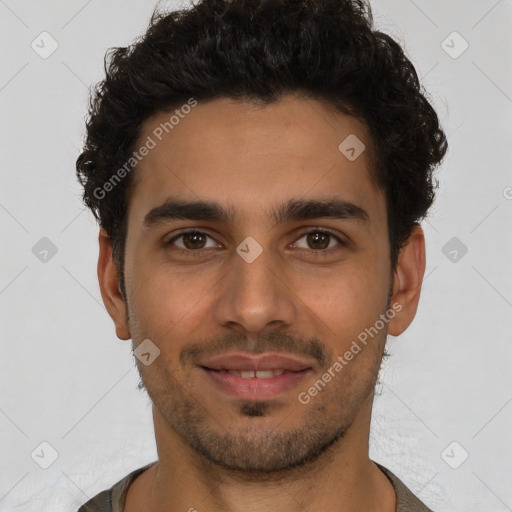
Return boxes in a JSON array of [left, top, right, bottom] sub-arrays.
[[127, 94, 385, 230]]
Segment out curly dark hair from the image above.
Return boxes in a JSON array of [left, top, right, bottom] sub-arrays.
[[76, 0, 447, 299]]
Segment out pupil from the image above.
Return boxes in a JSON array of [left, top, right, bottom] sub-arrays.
[[185, 232, 205, 249], [308, 232, 328, 249]]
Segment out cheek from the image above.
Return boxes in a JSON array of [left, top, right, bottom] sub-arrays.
[[297, 263, 390, 358], [127, 258, 221, 340], [302, 259, 388, 313]]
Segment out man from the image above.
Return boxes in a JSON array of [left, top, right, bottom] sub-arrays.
[[76, 0, 447, 510]]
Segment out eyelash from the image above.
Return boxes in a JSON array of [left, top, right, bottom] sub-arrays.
[[165, 227, 346, 257]]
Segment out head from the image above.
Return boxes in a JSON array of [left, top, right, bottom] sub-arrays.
[[77, 0, 446, 474]]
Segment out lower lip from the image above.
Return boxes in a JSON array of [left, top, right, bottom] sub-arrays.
[[200, 367, 311, 400]]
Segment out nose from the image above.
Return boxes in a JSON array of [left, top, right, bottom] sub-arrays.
[[212, 242, 298, 335]]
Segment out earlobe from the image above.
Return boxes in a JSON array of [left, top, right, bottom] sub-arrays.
[[387, 225, 426, 337], [97, 228, 131, 340]]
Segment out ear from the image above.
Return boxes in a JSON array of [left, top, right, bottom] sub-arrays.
[[97, 228, 131, 340], [387, 224, 426, 336]]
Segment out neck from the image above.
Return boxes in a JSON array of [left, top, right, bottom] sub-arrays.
[[126, 394, 396, 512]]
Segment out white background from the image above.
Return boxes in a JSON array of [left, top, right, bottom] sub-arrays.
[[1, 1, 511, 511]]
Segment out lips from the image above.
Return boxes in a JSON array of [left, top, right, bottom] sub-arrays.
[[200, 367, 312, 399], [197, 352, 314, 399], [218, 369, 286, 378], [198, 352, 314, 372]]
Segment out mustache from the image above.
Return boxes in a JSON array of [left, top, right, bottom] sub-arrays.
[[180, 330, 331, 370]]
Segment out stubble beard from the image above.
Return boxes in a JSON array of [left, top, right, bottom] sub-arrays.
[[134, 336, 385, 475]]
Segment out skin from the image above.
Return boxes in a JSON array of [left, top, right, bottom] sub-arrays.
[[98, 93, 426, 512]]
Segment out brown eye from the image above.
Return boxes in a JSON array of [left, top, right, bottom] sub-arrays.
[[295, 229, 343, 251], [182, 232, 207, 249], [167, 230, 218, 252], [306, 232, 330, 250]]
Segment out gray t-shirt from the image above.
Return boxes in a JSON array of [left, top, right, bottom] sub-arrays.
[[76, 460, 434, 512]]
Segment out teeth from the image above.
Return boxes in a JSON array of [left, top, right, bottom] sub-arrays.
[[226, 369, 285, 378]]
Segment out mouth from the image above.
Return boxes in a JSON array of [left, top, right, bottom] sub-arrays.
[[206, 368, 291, 378], [195, 352, 316, 400], [199, 366, 312, 400]]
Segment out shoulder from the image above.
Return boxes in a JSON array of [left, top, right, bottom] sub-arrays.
[[76, 461, 158, 512], [375, 462, 435, 512], [76, 489, 112, 512]]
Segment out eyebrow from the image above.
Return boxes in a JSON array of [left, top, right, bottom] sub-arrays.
[[142, 196, 370, 230]]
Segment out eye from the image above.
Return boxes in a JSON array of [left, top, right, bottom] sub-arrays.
[[166, 230, 219, 252], [293, 229, 344, 252], [165, 228, 345, 256]]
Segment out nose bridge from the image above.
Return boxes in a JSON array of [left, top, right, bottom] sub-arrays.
[[213, 238, 296, 333]]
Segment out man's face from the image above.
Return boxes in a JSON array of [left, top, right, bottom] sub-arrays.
[[119, 94, 395, 472]]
